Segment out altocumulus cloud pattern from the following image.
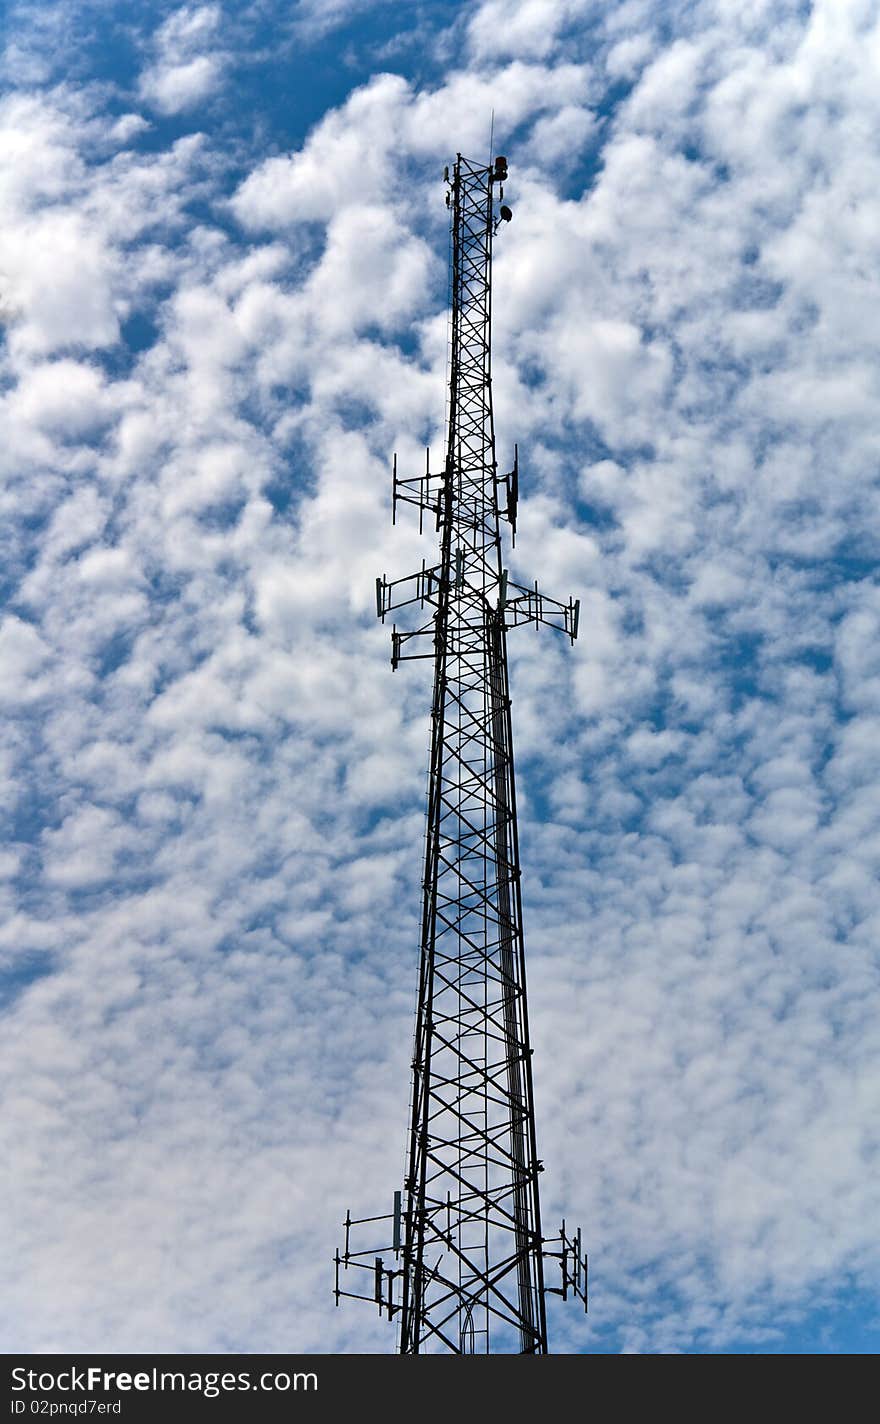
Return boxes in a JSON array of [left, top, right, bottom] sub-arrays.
[[1, 0, 878, 1355]]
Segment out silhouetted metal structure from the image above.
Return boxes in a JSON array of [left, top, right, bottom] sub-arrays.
[[335, 154, 586, 1354]]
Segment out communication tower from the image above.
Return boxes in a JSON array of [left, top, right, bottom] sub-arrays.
[[335, 153, 587, 1354]]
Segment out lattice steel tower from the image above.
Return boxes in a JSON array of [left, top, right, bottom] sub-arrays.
[[335, 154, 587, 1354]]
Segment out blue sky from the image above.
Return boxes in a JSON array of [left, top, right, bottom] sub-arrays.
[[1, 0, 879, 1355]]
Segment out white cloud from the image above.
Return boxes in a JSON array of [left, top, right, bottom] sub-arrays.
[[139, 5, 226, 115], [141, 53, 223, 116], [9, 359, 112, 435], [466, 0, 595, 62], [0, 615, 51, 701]]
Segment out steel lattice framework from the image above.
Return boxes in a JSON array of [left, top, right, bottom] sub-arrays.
[[335, 154, 587, 1354]]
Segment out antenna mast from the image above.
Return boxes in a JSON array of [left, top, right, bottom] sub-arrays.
[[335, 154, 586, 1354]]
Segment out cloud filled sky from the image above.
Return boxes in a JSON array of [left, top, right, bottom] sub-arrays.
[[1, 0, 879, 1355]]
